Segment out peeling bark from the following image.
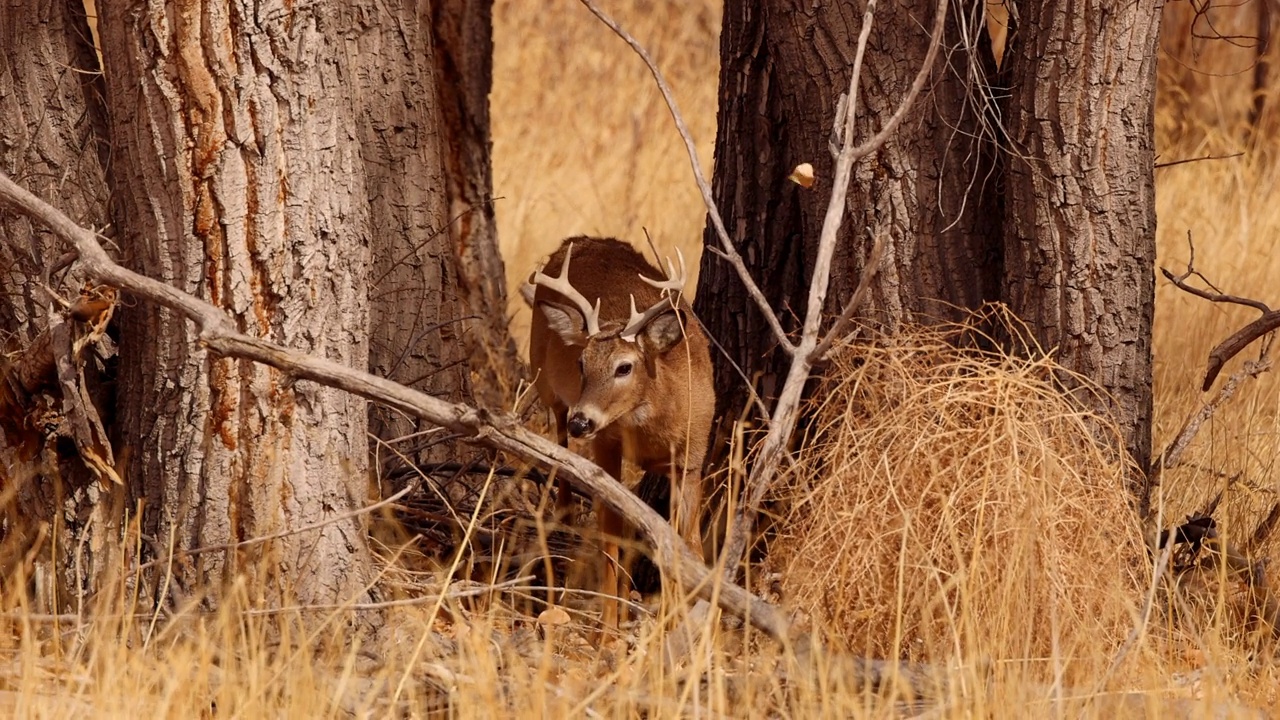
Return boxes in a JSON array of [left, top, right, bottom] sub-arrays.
[[99, 1, 374, 605]]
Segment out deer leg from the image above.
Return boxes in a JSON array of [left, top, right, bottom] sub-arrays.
[[594, 441, 626, 633], [674, 468, 705, 558], [552, 402, 573, 522]]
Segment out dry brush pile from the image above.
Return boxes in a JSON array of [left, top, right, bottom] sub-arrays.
[[772, 318, 1148, 681]]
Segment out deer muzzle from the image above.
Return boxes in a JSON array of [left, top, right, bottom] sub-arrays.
[[567, 413, 595, 439]]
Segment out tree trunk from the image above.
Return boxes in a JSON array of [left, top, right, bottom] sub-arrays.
[[430, 0, 521, 411], [354, 0, 515, 472], [695, 0, 1000, 423], [98, 1, 375, 605], [700, 0, 1162, 489], [0, 0, 115, 609], [1001, 2, 1162, 483]]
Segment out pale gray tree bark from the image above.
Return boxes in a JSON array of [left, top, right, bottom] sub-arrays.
[[0, 0, 512, 610], [98, 1, 376, 605]]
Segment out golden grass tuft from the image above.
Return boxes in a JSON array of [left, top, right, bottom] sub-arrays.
[[773, 319, 1149, 681]]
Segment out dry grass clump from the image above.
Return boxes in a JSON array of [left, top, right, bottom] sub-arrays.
[[773, 319, 1149, 682]]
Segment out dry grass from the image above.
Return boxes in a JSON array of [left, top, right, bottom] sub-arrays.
[[774, 320, 1148, 680], [492, 0, 718, 353], [7, 1, 1280, 717]]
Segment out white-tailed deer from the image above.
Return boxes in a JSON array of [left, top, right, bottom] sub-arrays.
[[525, 236, 714, 631]]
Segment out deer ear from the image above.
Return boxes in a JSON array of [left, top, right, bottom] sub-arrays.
[[638, 309, 688, 355], [537, 301, 590, 347]]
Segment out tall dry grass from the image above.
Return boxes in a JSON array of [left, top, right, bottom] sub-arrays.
[[5, 1, 1280, 717]]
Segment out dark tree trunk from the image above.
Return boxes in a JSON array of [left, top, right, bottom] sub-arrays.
[[0, 0, 114, 609], [1001, 1, 1162, 483], [695, 0, 1001, 424], [699, 0, 1162, 489]]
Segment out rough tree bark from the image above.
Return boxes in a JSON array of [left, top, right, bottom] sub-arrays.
[[0, 0, 114, 606], [0, 0, 512, 610], [1001, 2, 1163, 480], [430, 0, 520, 410], [355, 0, 515, 471], [695, 0, 1000, 422], [98, 1, 376, 605]]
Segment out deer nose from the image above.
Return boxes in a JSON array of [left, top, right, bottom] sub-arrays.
[[567, 413, 594, 438]]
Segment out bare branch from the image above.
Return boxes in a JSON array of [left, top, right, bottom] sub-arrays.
[[1201, 310, 1280, 391], [1159, 231, 1278, 390], [577, 0, 794, 353], [812, 226, 888, 361], [841, 0, 951, 166], [0, 169, 803, 652], [1152, 356, 1273, 484], [1160, 268, 1272, 315], [714, 0, 949, 587], [1154, 151, 1244, 170]]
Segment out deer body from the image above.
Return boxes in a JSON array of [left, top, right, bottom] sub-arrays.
[[526, 236, 714, 630]]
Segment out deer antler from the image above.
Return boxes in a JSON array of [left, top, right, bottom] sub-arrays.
[[621, 248, 686, 342], [532, 242, 603, 337]]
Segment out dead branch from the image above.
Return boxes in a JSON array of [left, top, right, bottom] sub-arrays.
[[1160, 234, 1271, 314], [0, 169, 802, 653], [1153, 151, 1244, 170], [1201, 310, 1280, 391], [813, 225, 888, 361], [1151, 233, 1279, 495], [1153, 357, 1273, 483]]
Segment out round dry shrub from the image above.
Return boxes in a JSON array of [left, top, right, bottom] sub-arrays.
[[771, 320, 1149, 680]]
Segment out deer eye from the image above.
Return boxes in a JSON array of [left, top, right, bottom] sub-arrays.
[[615, 362, 633, 378]]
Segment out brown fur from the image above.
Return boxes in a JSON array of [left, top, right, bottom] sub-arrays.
[[526, 236, 715, 631]]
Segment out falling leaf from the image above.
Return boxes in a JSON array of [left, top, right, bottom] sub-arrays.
[[788, 162, 816, 188]]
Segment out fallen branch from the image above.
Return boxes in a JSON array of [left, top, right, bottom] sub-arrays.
[[0, 169, 801, 652]]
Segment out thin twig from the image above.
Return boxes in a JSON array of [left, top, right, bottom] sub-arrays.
[[1154, 152, 1244, 169], [813, 226, 888, 360], [1161, 267, 1271, 315], [577, 0, 793, 352], [1153, 357, 1273, 484]]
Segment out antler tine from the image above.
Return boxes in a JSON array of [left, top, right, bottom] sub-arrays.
[[621, 292, 680, 342], [531, 242, 603, 337], [622, 248, 689, 342], [638, 247, 686, 296]]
